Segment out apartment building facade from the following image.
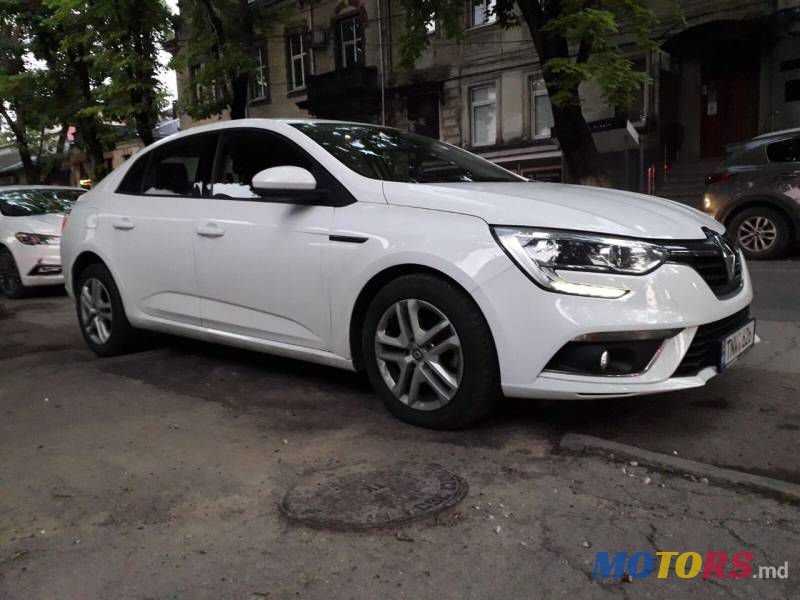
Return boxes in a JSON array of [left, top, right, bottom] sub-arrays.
[[175, 0, 800, 191]]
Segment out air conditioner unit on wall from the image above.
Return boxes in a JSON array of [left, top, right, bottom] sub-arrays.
[[309, 28, 329, 48]]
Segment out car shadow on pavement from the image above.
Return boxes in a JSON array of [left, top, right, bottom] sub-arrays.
[[96, 329, 800, 484]]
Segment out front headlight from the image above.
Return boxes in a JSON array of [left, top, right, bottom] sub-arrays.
[[492, 227, 667, 299], [15, 232, 60, 246]]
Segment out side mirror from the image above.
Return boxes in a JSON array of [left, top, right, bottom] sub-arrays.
[[252, 166, 317, 193]]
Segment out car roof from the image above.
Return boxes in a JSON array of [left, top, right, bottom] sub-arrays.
[[126, 118, 399, 163], [149, 118, 388, 143], [0, 185, 86, 192], [751, 127, 800, 141]]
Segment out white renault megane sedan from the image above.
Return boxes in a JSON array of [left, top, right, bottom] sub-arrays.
[[60, 119, 755, 429]]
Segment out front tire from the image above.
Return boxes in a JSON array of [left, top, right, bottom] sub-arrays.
[[362, 274, 499, 429], [729, 207, 791, 260], [0, 247, 26, 299], [75, 263, 138, 356]]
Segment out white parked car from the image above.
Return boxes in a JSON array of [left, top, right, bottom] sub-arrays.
[[61, 120, 755, 429], [0, 185, 85, 298]]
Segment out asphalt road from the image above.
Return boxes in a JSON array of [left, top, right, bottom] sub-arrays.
[[1, 259, 798, 599]]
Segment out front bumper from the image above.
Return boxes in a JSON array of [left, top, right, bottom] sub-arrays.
[[473, 255, 754, 400], [11, 241, 64, 287]]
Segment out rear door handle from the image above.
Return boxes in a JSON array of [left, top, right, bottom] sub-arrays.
[[112, 217, 135, 230], [196, 223, 225, 238]]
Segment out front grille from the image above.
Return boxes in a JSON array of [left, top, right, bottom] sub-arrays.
[[663, 231, 743, 297], [673, 307, 751, 376]]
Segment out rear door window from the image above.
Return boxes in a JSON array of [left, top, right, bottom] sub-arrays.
[[116, 153, 149, 194], [120, 133, 219, 197], [766, 138, 800, 163]]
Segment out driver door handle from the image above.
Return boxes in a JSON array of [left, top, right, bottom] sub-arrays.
[[196, 223, 225, 238], [112, 217, 135, 230]]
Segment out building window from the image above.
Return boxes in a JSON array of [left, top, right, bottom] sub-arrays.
[[786, 79, 800, 102], [470, 84, 496, 146], [287, 32, 308, 91], [425, 16, 436, 34], [339, 16, 363, 68], [248, 47, 269, 101], [531, 79, 554, 139], [470, 0, 496, 28], [190, 64, 217, 104]]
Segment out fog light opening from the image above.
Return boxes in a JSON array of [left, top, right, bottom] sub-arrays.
[[545, 339, 664, 376]]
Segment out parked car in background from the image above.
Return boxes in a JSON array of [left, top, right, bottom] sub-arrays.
[[703, 128, 800, 260], [0, 185, 85, 298], [62, 120, 754, 429]]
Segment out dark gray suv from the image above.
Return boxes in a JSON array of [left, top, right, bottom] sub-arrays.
[[703, 129, 800, 259]]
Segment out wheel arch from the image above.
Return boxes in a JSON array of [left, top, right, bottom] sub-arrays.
[[721, 196, 797, 240], [71, 250, 108, 296], [348, 263, 495, 372]]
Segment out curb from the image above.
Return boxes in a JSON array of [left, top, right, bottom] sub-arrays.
[[559, 433, 800, 503]]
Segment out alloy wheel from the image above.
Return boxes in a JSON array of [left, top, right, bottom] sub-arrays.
[[80, 277, 113, 345], [737, 216, 777, 253], [374, 299, 463, 411]]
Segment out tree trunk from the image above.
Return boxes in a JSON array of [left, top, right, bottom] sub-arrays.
[[0, 106, 40, 183], [516, 0, 609, 186], [40, 123, 68, 183], [126, 0, 158, 146], [229, 0, 256, 119], [549, 88, 609, 186], [130, 63, 158, 145], [68, 45, 108, 181]]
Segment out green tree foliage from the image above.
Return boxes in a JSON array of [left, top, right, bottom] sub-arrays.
[[0, 1, 66, 182], [45, 0, 171, 178], [173, 0, 284, 120], [400, 0, 663, 185], [0, 0, 170, 183], [86, 0, 172, 146]]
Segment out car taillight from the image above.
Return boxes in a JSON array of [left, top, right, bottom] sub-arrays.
[[705, 172, 736, 186]]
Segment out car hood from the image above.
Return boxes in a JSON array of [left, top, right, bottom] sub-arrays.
[[381, 181, 723, 240], [5, 213, 63, 235]]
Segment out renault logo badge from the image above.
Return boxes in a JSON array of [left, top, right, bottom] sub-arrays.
[[714, 234, 737, 281]]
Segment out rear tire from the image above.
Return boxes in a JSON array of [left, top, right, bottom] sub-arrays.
[[0, 247, 26, 299], [362, 274, 499, 430], [729, 207, 791, 260], [75, 263, 138, 357]]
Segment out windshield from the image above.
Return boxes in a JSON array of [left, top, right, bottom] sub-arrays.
[[292, 123, 523, 183], [0, 189, 83, 217]]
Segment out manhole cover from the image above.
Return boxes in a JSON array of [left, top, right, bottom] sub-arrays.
[[280, 463, 468, 531]]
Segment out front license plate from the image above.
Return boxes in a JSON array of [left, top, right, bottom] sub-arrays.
[[720, 319, 756, 370]]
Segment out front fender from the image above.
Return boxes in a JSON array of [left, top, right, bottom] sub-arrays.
[[326, 203, 513, 360]]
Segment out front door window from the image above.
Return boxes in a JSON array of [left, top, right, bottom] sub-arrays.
[[339, 17, 363, 68], [209, 130, 313, 199]]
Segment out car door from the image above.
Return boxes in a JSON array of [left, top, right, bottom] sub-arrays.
[[193, 127, 341, 350], [103, 132, 218, 328]]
